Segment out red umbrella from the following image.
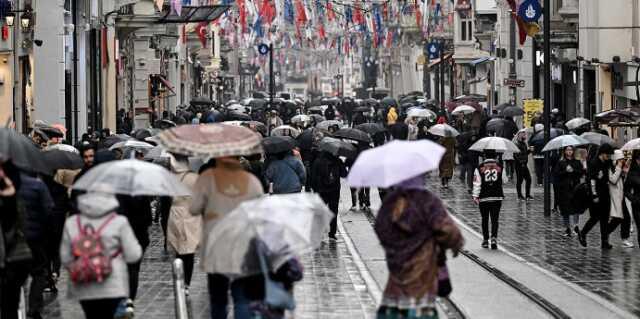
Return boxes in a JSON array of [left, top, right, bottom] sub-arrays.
[[157, 124, 263, 158]]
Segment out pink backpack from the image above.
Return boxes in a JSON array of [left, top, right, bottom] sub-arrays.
[[69, 213, 121, 284]]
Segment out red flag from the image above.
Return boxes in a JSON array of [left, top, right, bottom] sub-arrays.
[[260, 0, 276, 24], [237, 0, 247, 34], [295, 0, 307, 26], [327, 2, 335, 21], [354, 0, 364, 25], [196, 22, 208, 48], [414, 0, 421, 29], [318, 24, 326, 39]]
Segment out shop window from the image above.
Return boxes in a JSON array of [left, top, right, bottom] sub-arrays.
[[460, 19, 473, 42]]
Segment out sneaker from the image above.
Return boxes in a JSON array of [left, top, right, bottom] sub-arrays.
[[349, 206, 356, 212], [573, 226, 580, 237], [563, 228, 572, 237], [578, 231, 587, 247], [481, 240, 489, 248], [328, 233, 338, 241], [490, 237, 498, 250], [526, 196, 534, 201], [622, 239, 635, 248], [518, 195, 525, 201], [184, 286, 190, 296]]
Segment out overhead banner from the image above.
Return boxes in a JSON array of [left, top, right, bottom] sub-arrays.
[[523, 99, 543, 128]]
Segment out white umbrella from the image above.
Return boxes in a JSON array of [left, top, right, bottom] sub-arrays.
[[428, 124, 460, 137], [565, 117, 591, 130], [109, 140, 155, 152], [270, 125, 301, 138], [347, 140, 446, 188], [580, 132, 616, 146], [291, 114, 311, 124], [407, 108, 437, 120], [202, 193, 333, 275], [227, 104, 246, 112], [45, 143, 79, 154], [622, 138, 640, 151], [451, 105, 477, 115], [541, 135, 590, 152], [469, 136, 520, 153], [72, 159, 191, 196]]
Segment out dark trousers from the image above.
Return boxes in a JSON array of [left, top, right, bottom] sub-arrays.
[[608, 201, 632, 239], [0, 261, 31, 319], [350, 188, 358, 207], [127, 243, 148, 300], [461, 162, 475, 190], [207, 274, 252, 319], [505, 160, 515, 179], [176, 253, 195, 286], [159, 197, 172, 250], [630, 203, 640, 245], [479, 201, 502, 240], [582, 198, 611, 244], [515, 164, 532, 197], [359, 188, 370, 207], [27, 241, 48, 315], [319, 190, 340, 236], [378, 188, 388, 202], [46, 213, 65, 278], [534, 158, 544, 185], [79, 298, 122, 319]]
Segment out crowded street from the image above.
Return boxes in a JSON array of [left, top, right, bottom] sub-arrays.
[[4, 0, 640, 319]]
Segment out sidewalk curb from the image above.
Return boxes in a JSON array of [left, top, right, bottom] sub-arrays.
[[338, 214, 383, 303], [448, 212, 637, 319]]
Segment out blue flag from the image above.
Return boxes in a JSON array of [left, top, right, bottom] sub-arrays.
[[518, 0, 542, 23]]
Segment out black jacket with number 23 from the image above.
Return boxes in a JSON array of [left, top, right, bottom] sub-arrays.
[[472, 159, 504, 202]]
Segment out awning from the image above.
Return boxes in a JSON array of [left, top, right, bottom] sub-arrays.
[[428, 53, 453, 68], [470, 57, 495, 66], [157, 5, 230, 24]]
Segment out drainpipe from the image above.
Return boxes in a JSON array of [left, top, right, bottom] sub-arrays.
[[72, 0, 78, 142]]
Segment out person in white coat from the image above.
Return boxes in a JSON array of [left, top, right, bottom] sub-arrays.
[[60, 192, 142, 319], [607, 150, 634, 247]]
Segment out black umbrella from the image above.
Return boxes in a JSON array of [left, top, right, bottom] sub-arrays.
[[353, 107, 370, 113], [0, 128, 48, 174], [157, 119, 177, 129], [227, 111, 252, 121], [501, 106, 525, 117], [318, 137, 357, 158], [355, 123, 385, 135], [297, 128, 323, 150], [495, 102, 512, 111], [333, 128, 372, 144], [133, 128, 161, 141], [262, 136, 296, 154], [529, 128, 564, 147], [380, 96, 398, 107], [191, 96, 214, 106], [100, 134, 133, 148], [307, 106, 324, 114], [486, 118, 519, 139], [248, 99, 267, 109], [42, 149, 84, 172]]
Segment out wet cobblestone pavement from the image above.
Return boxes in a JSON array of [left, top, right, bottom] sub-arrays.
[[40, 223, 377, 318], [426, 174, 640, 317]]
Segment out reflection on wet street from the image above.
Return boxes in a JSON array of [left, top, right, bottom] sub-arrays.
[[427, 174, 640, 317], [40, 224, 377, 318]]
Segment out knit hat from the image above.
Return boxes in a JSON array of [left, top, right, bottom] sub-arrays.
[[598, 143, 614, 155], [612, 150, 625, 162]]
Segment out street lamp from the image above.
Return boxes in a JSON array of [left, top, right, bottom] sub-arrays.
[[5, 12, 14, 27], [20, 10, 32, 30]]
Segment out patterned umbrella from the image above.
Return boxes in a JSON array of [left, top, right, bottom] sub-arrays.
[[157, 124, 263, 158]]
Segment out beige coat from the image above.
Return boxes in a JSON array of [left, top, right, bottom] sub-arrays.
[[167, 159, 202, 254]]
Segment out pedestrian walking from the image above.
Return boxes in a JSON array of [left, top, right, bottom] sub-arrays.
[[553, 146, 586, 237], [166, 154, 202, 293], [514, 131, 533, 200], [18, 171, 54, 319], [438, 136, 456, 188], [530, 124, 545, 186], [264, 150, 306, 194], [386, 105, 398, 126], [311, 150, 347, 240], [190, 156, 264, 319], [60, 192, 142, 319], [346, 142, 371, 212], [374, 173, 464, 319], [606, 150, 634, 248], [624, 151, 640, 247], [457, 131, 479, 193], [472, 150, 504, 249], [579, 144, 614, 249], [324, 104, 336, 120]]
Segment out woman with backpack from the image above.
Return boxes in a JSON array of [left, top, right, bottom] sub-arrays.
[[166, 154, 201, 294], [60, 192, 142, 319]]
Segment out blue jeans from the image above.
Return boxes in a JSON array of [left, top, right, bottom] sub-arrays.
[[563, 214, 580, 229], [208, 274, 253, 319]]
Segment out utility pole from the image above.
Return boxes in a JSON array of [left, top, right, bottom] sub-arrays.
[[509, 5, 517, 105], [543, 0, 551, 216], [269, 42, 275, 108], [440, 39, 445, 111]]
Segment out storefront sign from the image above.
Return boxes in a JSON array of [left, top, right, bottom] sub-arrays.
[[523, 99, 543, 128], [504, 78, 526, 87]]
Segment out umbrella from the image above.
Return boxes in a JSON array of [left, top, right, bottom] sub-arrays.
[[296, 128, 324, 150], [109, 140, 155, 152], [529, 128, 564, 146], [355, 123, 386, 135], [486, 118, 519, 139], [45, 143, 79, 154], [316, 120, 343, 133], [566, 117, 592, 130], [262, 136, 296, 154], [469, 136, 520, 153], [157, 124, 263, 158], [41, 149, 84, 172], [318, 137, 357, 158], [271, 125, 301, 138], [248, 98, 267, 109], [102, 134, 134, 148], [290, 114, 311, 125], [580, 132, 616, 146], [308, 114, 325, 124], [144, 145, 169, 161], [0, 128, 48, 174], [380, 96, 398, 107], [190, 96, 214, 106], [428, 124, 460, 137], [133, 128, 161, 141], [407, 108, 437, 120], [451, 105, 477, 115], [227, 104, 246, 112], [541, 135, 590, 152], [353, 106, 371, 113], [346, 140, 445, 188], [223, 121, 267, 136], [202, 193, 333, 275], [501, 106, 525, 117], [622, 138, 640, 151], [227, 111, 252, 121], [72, 159, 191, 196], [595, 109, 640, 123], [157, 119, 177, 129], [333, 128, 372, 144], [495, 102, 512, 111]]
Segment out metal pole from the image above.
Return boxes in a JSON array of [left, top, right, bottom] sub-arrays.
[[543, 0, 552, 216], [424, 41, 431, 98], [440, 39, 445, 111], [172, 259, 189, 319], [11, 0, 17, 131], [269, 43, 274, 108], [509, 6, 517, 105]]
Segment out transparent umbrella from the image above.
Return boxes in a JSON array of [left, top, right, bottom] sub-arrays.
[[580, 132, 616, 146], [541, 135, 590, 152], [202, 193, 333, 276], [469, 136, 520, 153], [428, 124, 460, 137], [72, 159, 191, 196], [451, 105, 477, 115], [566, 117, 591, 130], [271, 125, 301, 138]]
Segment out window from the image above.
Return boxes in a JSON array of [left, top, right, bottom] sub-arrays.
[[460, 19, 473, 42]]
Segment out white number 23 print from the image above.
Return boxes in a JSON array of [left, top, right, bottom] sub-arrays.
[[483, 169, 498, 182]]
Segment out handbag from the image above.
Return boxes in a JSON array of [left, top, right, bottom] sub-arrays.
[[257, 242, 296, 311]]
